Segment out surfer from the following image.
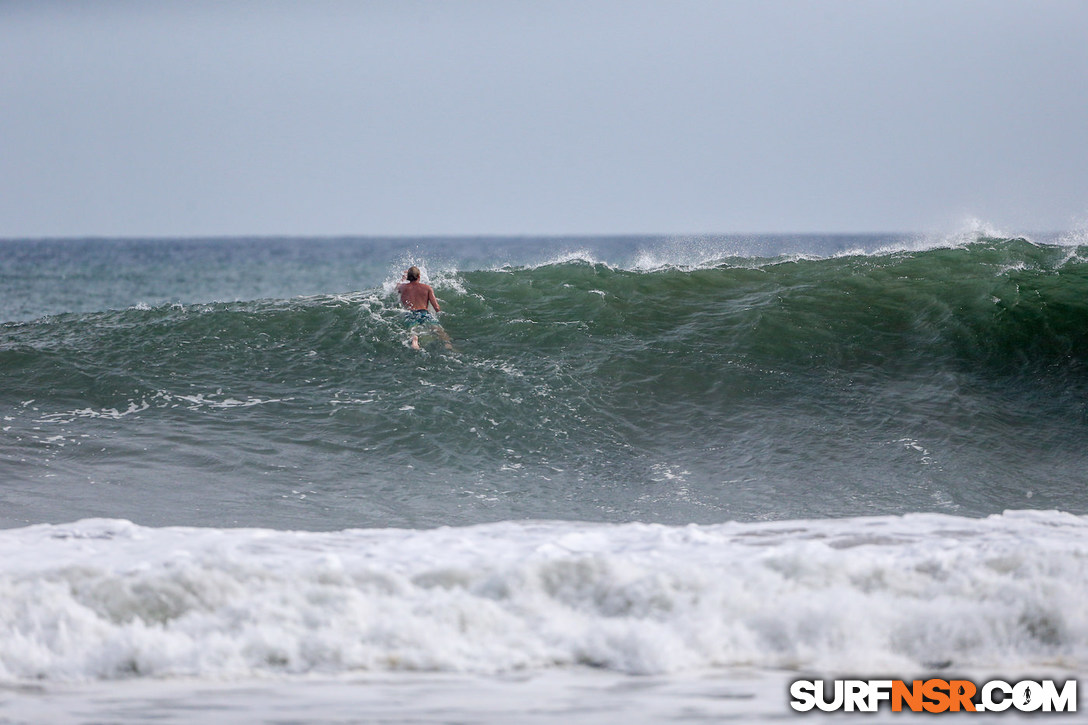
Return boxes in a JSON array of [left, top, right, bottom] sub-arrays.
[[397, 266, 451, 350]]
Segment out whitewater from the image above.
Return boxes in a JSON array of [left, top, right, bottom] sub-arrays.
[[1, 229, 1086, 722]]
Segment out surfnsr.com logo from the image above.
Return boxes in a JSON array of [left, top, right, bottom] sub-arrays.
[[790, 679, 1077, 713]]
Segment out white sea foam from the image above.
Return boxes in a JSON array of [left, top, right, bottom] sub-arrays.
[[633, 221, 1033, 271], [380, 262, 467, 302], [1057, 226, 1088, 248], [530, 249, 603, 268], [371, 223, 1078, 282], [31, 391, 292, 425], [0, 511, 1084, 684]]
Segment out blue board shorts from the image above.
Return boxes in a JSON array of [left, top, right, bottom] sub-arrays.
[[403, 309, 438, 329]]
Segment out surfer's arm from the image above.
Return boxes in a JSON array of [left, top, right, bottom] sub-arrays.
[[428, 287, 440, 313]]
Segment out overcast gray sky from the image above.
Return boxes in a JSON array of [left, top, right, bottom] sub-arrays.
[[2, 0, 1085, 237]]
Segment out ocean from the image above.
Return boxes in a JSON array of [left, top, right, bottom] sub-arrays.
[[1, 230, 1085, 722]]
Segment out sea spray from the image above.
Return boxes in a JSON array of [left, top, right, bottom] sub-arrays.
[[0, 511, 1084, 682]]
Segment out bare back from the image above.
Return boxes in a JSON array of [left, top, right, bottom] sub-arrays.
[[398, 281, 439, 312]]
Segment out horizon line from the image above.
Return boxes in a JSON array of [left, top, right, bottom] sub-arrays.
[[1, 229, 1048, 243]]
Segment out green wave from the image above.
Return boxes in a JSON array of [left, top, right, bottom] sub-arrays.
[[4, 238, 1088, 402], [3, 238, 1088, 526]]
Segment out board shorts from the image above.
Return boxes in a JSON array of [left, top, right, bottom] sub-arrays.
[[403, 309, 438, 329]]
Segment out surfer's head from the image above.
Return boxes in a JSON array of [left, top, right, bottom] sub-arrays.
[[406, 266, 420, 282]]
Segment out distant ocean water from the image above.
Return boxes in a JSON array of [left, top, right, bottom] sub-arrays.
[[1, 230, 1086, 722]]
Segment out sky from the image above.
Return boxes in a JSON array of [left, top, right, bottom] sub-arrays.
[[1, 0, 1086, 237]]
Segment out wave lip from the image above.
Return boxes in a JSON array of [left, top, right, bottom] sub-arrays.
[[1, 511, 1084, 682]]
